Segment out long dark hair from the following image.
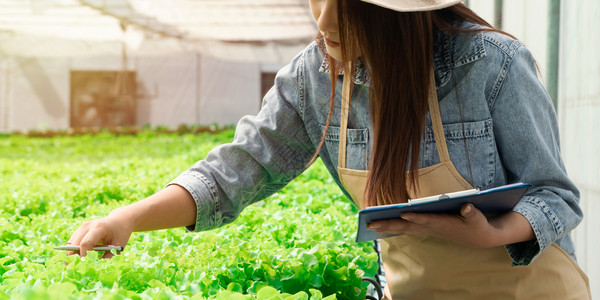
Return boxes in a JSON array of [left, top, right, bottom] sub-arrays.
[[309, 3, 508, 207]]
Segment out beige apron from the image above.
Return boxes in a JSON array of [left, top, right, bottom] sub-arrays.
[[336, 71, 591, 299]]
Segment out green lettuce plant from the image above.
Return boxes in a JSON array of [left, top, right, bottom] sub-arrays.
[[0, 130, 377, 299]]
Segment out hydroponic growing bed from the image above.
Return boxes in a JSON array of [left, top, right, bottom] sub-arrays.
[[0, 129, 378, 299]]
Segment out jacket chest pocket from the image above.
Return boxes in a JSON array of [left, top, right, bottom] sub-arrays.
[[421, 119, 497, 189], [321, 125, 370, 171]]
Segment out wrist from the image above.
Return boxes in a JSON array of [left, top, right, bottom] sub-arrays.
[[489, 211, 535, 246], [108, 205, 139, 233]]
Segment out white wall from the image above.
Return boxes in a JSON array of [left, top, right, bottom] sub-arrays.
[[136, 53, 200, 127], [198, 54, 261, 125], [502, 0, 549, 81], [0, 52, 264, 132], [0, 57, 7, 132], [469, 0, 549, 83], [8, 57, 70, 132], [466, 0, 496, 26], [559, 1, 600, 298]]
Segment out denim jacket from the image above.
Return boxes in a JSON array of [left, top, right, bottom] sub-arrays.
[[170, 22, 582, 267]]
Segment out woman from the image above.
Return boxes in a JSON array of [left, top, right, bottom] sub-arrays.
[[67, 0, 590, 298]]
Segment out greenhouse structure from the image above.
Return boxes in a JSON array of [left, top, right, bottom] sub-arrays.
[[0, 0, 315, 132], [0, 0, 598, 298]]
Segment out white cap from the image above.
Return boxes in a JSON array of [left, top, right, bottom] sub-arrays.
[[360, 0, 463, 12]]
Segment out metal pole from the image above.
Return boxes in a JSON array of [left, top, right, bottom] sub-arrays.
[[494, 0, 503, 29], [547, 0, 560, 109]]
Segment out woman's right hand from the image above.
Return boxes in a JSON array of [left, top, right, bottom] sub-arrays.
[[64, 184, 198, 258], [66, 207, 134, 258]]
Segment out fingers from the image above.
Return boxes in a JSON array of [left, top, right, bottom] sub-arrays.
[[64, 215, 132, 259], [101, 251, 115, 259], [368, 205, 501, 248], [400, 204, 484, 227], [65, 220, 111, 258], [366, 204, 487, 237], [78, 222, 109, 257], [367, 218, 424, 235], [65, 221, 94, 257]]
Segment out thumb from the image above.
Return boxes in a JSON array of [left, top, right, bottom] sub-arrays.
[[460, 203, 488, 226], [460, 203, 479, 220]]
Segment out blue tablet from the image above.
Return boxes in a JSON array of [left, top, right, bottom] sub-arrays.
[[355, 182, 531, 243]]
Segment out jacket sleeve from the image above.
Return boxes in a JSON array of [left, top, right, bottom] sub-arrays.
[[168, 50, 315, 232], [489, 44, 582, 266]]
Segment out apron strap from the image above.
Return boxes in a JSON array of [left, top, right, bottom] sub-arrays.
[[338, 63, 353, 169], [427, 69, 451, 163], [339, 67, 450, 167]]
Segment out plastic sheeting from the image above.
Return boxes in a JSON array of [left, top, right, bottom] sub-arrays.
[[0, 52, 263, 132], [0, 0, 315, 61], [0, 0, 316, 132]]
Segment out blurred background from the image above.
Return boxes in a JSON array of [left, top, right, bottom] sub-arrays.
[[0, 0, 597, 297], [0, 0, 316, 130]]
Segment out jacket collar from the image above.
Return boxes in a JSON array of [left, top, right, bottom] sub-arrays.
[[318, 21, 487, 88], [317, 39, 372, 87], [433, 23, 487, 87]]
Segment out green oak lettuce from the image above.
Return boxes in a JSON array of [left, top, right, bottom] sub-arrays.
[[0, 130, 377, 299]]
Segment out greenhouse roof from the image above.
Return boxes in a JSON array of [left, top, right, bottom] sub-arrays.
[[0, 0, 317, 62]]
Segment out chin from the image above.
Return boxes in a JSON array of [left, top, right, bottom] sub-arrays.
[[329, 53, 342, 62], [325, 48, 342, 62]]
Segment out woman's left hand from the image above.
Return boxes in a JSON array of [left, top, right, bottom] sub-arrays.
[[366, 203, 535, 248]]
